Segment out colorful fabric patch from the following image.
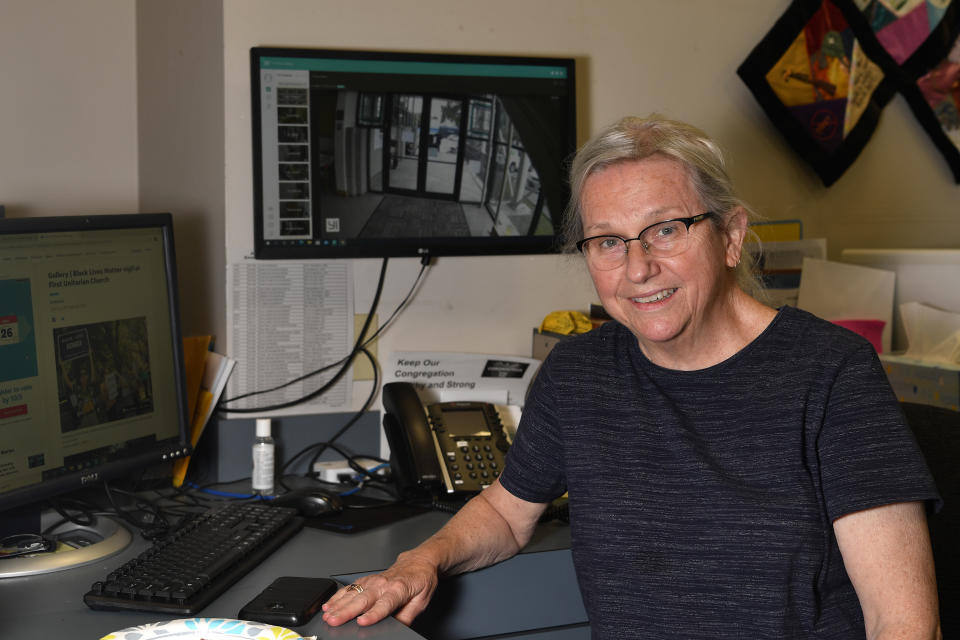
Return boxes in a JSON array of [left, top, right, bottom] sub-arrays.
[[739, 0, 897, 185], [741, 0, 960, 185], [857, 0, 952, 65], [900, 27, 960, 179]]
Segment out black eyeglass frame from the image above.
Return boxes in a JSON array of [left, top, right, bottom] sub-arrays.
[[0, 533, 56, 559], [575, 212, 718, 258]]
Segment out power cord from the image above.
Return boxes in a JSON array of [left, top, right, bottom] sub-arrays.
[[218, 254, 429, 414], [102, 482, 173, 540], [304, 347, 380, 473], [218, 258, 389, 413]]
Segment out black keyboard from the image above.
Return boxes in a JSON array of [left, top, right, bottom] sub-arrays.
[[84, 502, 304, 615]]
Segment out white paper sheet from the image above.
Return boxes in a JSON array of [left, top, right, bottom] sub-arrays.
[[796, 257, 895, 353], [225, 260, 354, 415]]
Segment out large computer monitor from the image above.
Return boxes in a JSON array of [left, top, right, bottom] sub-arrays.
[[0, 213, 191, 574], [251, 47, 577, 260]]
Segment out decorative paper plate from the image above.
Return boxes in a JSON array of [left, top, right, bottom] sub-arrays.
[[100, 617, 312, 640]]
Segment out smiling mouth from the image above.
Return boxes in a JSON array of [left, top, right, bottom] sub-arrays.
[[632, 288, 677, 304]]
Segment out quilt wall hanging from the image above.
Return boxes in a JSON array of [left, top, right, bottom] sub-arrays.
[[738, 0, 960, 186]]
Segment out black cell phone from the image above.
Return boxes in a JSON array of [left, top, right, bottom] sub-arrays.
[[238, 576, 339, 627]]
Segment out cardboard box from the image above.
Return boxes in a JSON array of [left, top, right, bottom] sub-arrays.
[[880, 354, 960, 412], [532, 328, 570, 361]]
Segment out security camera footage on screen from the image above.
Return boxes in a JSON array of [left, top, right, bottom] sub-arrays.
[[252, 48, 576, 259]]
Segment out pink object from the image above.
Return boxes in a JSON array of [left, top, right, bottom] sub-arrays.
[[874, 3, 930, 65], [832, 319, 885, 353]]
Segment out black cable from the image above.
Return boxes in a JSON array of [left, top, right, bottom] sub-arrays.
[[276, 441, 351, 494], [305, 346, 381, 472], [202, 256, 429, 493], [345, 457, 390, 482], [219, 257, 389, 413], [284, 439, 386, 481], [46, 497, 97, 528], [218, 256, 429, 413], [106, 485, 183, 522], [155, 485, 210, 510], [280, 440, 356, 477], [102, 481, 171, 539], [429, 499, 467, 514], [279, 264, 426, 483], [356, 259, 429, 349], [39, 484, 179, 542], [225, 257, 422, 407], [216, 258, 428, 493]]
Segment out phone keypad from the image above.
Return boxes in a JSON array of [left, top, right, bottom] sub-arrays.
[[429, 403, 509, 494], [447, 440, 501, 485]]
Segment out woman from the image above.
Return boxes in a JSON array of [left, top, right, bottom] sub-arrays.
[[323, 115, 941, 638]]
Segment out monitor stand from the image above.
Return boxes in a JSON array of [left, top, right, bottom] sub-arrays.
[[0, 507, 132, 578]]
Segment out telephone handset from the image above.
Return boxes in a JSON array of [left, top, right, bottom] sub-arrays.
[[381, 381, 510, 500]]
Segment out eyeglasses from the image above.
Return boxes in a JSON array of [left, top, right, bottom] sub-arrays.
[[0, 533, 55, 559], [576, 212, 716, 270]]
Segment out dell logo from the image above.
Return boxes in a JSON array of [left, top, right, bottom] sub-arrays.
[[80, 472, 100, 485]]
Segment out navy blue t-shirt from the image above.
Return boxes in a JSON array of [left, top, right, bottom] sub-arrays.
[[500, 306, 939, 639]]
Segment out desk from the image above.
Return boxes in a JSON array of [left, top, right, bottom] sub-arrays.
[[1, 510, 584, 639]]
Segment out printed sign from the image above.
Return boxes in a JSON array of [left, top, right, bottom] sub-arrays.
[[385, 351, 540, 406], [56, 328, 90, 362]]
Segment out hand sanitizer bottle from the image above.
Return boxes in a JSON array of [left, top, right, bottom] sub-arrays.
[[252, 418, 275, 496]]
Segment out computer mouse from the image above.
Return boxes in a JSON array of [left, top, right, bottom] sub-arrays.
[[273, 488, 343, 518], [296, 490, 343, 518]]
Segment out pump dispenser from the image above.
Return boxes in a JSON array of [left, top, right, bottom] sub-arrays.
[[252, 418, 275, 496]]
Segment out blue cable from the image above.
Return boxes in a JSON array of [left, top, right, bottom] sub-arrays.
[[184, 482, 265, 500]]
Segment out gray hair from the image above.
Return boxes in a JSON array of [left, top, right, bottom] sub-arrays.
[[562, 115, 765, 300]]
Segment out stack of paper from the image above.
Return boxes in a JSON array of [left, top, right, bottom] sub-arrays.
[[173, 337, 236, 487]]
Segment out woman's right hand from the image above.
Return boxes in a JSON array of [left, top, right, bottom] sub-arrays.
[[321, 482, 546, 628], [321, 549, 441, 627]]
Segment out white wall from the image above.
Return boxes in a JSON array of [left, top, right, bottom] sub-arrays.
[[0, 0, 139, 215]]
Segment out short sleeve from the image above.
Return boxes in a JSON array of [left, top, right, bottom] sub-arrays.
[[818, 343, 941, 521], [499, 352, 568, 503]]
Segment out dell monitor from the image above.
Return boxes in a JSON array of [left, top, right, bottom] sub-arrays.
[[0, 213, 191, 575], [251, 47, 577, 260]]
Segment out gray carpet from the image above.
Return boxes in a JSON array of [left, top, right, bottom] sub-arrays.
[[359, 194, 469, 238]]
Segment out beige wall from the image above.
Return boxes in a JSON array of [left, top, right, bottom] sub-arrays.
[[0, 0, 139, 215], [221, 0, 959, 371], [221, 0, 605, 363], [3, 0, 958, 370], [137, 0, 225, 340]]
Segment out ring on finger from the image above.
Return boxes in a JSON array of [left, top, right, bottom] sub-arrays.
[[346, 583, 364, 594]]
